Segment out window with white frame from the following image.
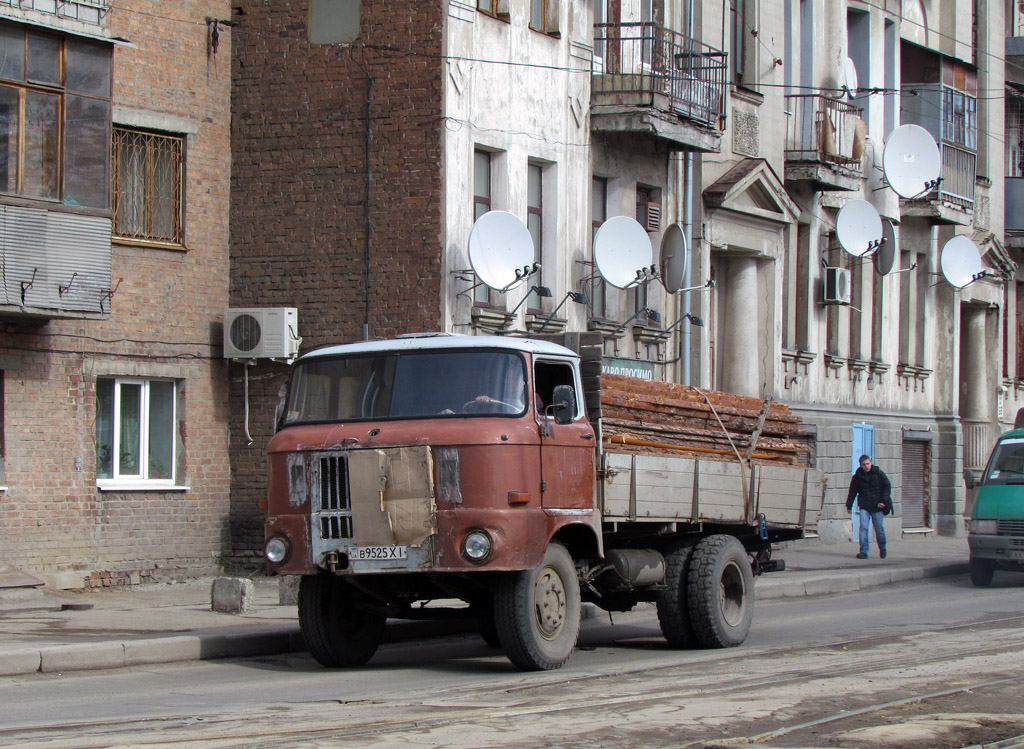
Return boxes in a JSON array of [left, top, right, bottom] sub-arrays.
[[96, 377, 178, 486]]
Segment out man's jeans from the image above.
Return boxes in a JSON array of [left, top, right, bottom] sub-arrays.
[[858, 508, 886, 555]]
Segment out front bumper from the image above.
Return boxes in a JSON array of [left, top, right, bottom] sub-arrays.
[[968, 533, 1024, 568]]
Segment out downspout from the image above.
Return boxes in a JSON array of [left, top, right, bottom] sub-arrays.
[[681, 0, 695, 385], [363, 70, 373, 341]]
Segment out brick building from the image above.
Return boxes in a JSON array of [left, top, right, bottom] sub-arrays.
[[0, 1, 234, 585], [228, 0, 446, 566]]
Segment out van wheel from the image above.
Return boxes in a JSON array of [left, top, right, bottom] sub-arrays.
[[656, 542, 697, 648], [298, 573, 385, 667], [495, 542, 581, 670], [687, 535, 754, 648], [969, 558, 995, 587]]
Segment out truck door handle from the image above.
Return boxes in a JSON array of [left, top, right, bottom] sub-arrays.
[[581, 433, 594, 440]]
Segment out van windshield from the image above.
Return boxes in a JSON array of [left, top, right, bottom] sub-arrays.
[[983, 437, 1024, 485], [281, 350, 528, 425]]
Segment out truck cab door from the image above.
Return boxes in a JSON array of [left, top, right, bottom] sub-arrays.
[[534, 359, 596, 509]]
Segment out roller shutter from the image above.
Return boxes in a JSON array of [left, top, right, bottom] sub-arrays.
[[901, 439, 929, 528]]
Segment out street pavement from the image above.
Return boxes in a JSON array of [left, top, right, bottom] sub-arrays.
[[0, 533, 971, 678]]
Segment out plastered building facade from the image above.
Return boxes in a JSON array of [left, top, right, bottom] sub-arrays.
[[230, 0, 1023, 563]]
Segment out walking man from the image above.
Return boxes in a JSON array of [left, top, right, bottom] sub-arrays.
[[846, 454, 893, 559]]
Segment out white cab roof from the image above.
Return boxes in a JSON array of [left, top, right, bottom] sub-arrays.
[[297, 334, 578, 362]]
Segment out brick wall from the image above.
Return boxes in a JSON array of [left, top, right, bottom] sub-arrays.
[[227, 1, 445, 567], [0, 1, 234, 583]]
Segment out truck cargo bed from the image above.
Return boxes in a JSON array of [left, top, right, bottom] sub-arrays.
[[601, 450, 824, 530]]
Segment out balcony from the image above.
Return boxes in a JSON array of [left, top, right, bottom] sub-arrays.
[[0, 0, 108, 25], [900, 83, 977, 223], [0, 204, 112, 319], [784, 94, 863, 191], [591, 23, 726, 152]]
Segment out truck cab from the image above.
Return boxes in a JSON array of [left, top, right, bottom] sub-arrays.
[[967, 414, 1024, 586]]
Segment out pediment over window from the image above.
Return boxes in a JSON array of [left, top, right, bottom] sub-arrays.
[[973, 231, 1017, 278], [704, 159, 800, 224]]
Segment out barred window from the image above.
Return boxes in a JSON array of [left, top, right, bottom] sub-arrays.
[[112, 127, 184, 246]]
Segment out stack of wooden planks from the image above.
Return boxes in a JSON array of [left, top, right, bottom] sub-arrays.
[[600, 374, 809, 464]]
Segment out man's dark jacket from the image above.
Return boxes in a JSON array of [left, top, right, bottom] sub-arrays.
[[846, 466, 893, 515]]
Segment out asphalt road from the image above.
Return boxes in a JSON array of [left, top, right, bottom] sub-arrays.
[[3, 571, 1024, 748]]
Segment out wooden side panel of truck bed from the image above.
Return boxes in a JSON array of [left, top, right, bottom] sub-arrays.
[[601, 450, 824, 530]]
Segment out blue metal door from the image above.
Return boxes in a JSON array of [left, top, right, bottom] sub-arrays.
[[850, 424, 875, 541]]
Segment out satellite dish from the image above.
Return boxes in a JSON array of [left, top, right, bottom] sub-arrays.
[[874, 220, 897, 276], [594, 216, 654, 289], [836, 200, 883, 257], [842, 57, 859, 99], [882, 124, 941, 199], [468, 211, 535, 290], [940, 236, 986, 289], [660, 223, 688, 293]]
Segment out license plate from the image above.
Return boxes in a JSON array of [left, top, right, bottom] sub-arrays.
[[349, 545, 408, 561], [1008, 550, 1024, 562]]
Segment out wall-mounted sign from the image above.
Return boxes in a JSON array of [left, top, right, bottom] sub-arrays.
[[602, 358, 655, 380]]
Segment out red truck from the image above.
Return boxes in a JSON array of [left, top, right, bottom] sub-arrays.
[[263, 334, 823, 670]]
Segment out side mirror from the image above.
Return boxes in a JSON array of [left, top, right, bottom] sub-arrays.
[[552, 384, 575, 425], [964, 469, 976, 490]]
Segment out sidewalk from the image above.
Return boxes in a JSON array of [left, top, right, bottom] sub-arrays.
[[0, 534, 970, 678]]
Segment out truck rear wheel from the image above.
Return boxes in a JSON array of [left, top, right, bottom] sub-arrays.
[[298, 573, 385, 667], [656, 542, 697, 648], [969, 558, 995, 587], [494, 542, 580, 671], [687, 535, 754, 648]]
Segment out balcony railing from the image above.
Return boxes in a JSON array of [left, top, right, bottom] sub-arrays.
[[0, 0, 108, 22], [938, 141, 976, 210], [592, 23, 727, 129], [785, 94, 862, 167]]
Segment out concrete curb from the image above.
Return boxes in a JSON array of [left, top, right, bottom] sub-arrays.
[[756, 562, 970, 600], [0, 562, 970, 678]]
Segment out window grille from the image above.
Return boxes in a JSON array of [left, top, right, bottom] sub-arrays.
[[112, 128, 184, 246]]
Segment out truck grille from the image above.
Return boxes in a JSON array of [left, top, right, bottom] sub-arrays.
[[998, 519, 1024, 536], [315, 454, 352, 540]]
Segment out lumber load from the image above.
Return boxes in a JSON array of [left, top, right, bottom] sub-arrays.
[[599, 374, 809, 464]]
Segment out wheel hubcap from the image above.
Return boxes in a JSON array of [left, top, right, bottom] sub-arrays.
[[534, 565, 567, 639], [718, 561, 746, 627]]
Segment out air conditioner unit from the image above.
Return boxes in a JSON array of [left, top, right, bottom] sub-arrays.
[[224, 307, 300, 359], [823, 267, 852, 305], [640, 202, 662, 232]]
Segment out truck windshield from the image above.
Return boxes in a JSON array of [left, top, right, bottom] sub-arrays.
[[281, 350, 528, 425], [983, 437, 1024, 485]]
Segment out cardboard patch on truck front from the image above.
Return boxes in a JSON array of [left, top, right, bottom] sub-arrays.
[[350, 447, 437, 547]]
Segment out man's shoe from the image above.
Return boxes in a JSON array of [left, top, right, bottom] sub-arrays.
[[856, 552, 868, 559], [880, 549, 887, 559]]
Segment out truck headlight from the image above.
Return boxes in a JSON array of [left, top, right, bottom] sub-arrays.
[[462, 530, 493, 563], [970, 519, 998, 535], [265, 536, 291, 564]]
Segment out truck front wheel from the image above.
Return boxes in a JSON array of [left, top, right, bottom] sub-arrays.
[[494, 542, 581, 671], [687, 535, 754, 648], [969, 558, 995, 587], [298, 573, 385, 667]]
